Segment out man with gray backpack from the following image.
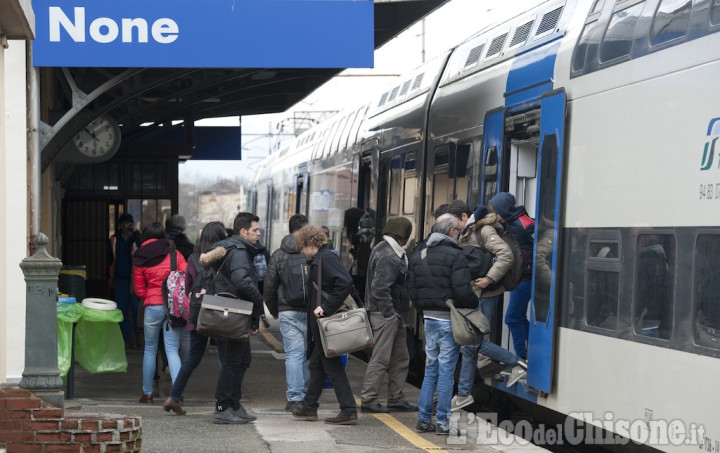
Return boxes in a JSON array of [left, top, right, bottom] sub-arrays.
[[264, 214, 311, 412]]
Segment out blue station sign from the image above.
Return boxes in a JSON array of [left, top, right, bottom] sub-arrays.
[[33, 0, 374, 68]]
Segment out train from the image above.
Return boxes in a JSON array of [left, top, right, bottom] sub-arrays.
[[252, 0, 720, 450]]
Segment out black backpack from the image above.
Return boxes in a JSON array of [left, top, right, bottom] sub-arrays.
[[356, 210, 375, 244], [282, 252, 309, 307], [187, 253, 214, 325], [463, 245, 494, 280]]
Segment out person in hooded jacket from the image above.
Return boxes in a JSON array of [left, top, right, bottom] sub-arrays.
[[264, 214, 310, 412], [408, 214, 477, 436], [291, 225, 359, 425], [450, 201, 516, 411], [488, 192, 535, 360], [202, 212, 264, 425], [132, 222, 187, 404]]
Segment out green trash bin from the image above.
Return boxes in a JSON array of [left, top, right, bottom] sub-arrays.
[[59, 265, 86, 302]]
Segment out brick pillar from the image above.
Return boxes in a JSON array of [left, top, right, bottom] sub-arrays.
[[18, 232, 64, 409]]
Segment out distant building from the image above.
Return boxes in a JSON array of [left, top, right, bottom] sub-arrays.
[[198, 179, 247, 228]]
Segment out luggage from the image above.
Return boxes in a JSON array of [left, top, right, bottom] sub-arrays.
[[315, 256, 373, 358], [446, 299, 490, 346], [196, 292, 254, 342]]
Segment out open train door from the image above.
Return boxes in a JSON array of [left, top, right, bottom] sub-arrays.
[[479, 107, 504, 206], [527, 89, 566, 394]]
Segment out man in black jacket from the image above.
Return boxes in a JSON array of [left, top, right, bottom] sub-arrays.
[[264, 214, 309, 412], [360, 217, 417, 414], [204, 212, 264, 425], [408, 214, 477, 436]]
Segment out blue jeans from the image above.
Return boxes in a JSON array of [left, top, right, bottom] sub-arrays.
[[114, 277, 139, 342], [170, 330, 209, 402], [417, 318, 459, 426], [142, 305, 182, 396], [278, 310, 310, 402], [505, 280, 531, 359], [458, 296, 498, 397]]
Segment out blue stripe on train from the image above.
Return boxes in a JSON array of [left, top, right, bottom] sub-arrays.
[[505, 40, 561, 111]]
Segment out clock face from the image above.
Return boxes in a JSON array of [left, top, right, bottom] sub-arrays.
[[73, 114, 121, 159]]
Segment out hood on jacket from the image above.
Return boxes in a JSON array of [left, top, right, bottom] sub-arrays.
[[199, 236, 252, 266], [280, 234, 297, 254], [464, 204, 490, 231], [472, 211, 500, 231], [489, 192, 527, 221], [132, 238, 172, 267], [426, 232, 460, 248]]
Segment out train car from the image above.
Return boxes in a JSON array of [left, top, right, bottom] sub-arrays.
[[252, 0, 720, 450]]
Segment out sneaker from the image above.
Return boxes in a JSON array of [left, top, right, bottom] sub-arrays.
[[139, 394, 153, 404], [213, 408, 249, 425], [285, 401, 303, 412], [450, 394, 473, 412], [414, 420, 435, 433], [436, 423, 463, 436], [506, 360, 528, 388], [324, 412, 358, 425], [163, 397, 186, 415], [292, 407, 318, 421], [232, 405, 257, 422]]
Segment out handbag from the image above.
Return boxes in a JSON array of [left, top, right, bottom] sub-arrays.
[[195, 250, 255, 342], [446, 299, 490, 346], [315, 256, 374, 358]]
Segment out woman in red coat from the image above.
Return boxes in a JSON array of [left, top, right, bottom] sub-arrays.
[[133, 222, 187, 403]]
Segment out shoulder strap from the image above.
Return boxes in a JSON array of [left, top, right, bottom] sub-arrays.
[[316, 257, 323, 308], [208, 247, 234, 292], [169, 244, 177, 272]]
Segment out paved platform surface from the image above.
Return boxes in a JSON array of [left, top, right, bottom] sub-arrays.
[[64, 317, 548, 453]]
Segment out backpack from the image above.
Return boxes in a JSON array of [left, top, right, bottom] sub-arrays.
[[474, 227, 526, 292], [186, 252, 218, 325], [162, 249, 189, 327], [254, 253, 268, 280], [463, 245, 494, 280], [282, 252, 309, 307]]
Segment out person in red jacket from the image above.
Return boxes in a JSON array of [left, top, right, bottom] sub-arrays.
[[133, 222, 187, 404]]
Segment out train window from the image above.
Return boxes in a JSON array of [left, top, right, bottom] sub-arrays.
[[572, 22, 596, 73], [405, 152, 417, 171], [433, 173, 451, 208], [713, 0, 720, 26], [585, 240, 620, 331], [403, 177, 417, 215], [600, 1, 645, 63], [389, 156, 403, 215], [454, 143, 472, 202], [651, 0, 691, 46], [633, 234, 675, 340], [482, 146, 498, 206], [434, 146, 450, 168], [348, 107, 367, 148], [693, 234, 720, 349], [591, 0, 605, 14]]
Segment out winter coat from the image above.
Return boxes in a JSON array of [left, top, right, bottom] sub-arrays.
[[459, 211, 513, 298], [364, 237, 409, 319], [200, 236, 264, 328], [306, 247, 354, 357], [408, 233, 477, 314], [489, 192, 535, 279], [264, 234, 306, 316], [132, 238, 187, 307]]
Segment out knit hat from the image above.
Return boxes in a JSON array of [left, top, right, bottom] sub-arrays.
[[118, 213, 134, 224], [382, 217, 412, 241], [169, 214, 187, 231]]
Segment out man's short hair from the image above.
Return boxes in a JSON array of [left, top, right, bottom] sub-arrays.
[[432, 214, 459, 236], [448, 200, 471, 218], [233, 212, 259, 234], [289, 214, 309, 234], [433, 203, 450, 219]]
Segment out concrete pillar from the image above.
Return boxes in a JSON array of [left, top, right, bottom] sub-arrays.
[[18, 232, 64, 409]]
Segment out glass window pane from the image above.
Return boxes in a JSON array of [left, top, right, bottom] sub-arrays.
[[694, 235, 720, 348], [712, 0, 720, 26], [651, 0, 691, 45], [600, 2, 645, 62], [586, 270, 619, 330], [389, 157, 403, 215], [482, 146, 498, 206], [634, 234, 675, 339], [573, 23, 594, 73], [403, 177, 417, 215], [433, 173, 451, 210]]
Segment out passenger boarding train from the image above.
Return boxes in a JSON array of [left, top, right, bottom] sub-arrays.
[[252, 0, 720, 450]]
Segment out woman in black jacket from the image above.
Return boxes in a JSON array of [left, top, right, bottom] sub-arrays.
[[291, 225, 358, 425]]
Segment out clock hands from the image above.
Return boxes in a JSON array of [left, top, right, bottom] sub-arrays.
[[83, 127, 97, 141]]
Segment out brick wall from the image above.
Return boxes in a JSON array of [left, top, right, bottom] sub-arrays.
[[0, 387, 142, 453]]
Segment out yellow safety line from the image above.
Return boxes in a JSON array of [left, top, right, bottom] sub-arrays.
[[354, 397, 448, 453], [258, 324, 284, 353]]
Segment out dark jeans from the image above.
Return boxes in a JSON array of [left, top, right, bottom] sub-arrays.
[[303, 327, 357, 415], [214, 339, 252, 409], [170, 330, 209, 402]]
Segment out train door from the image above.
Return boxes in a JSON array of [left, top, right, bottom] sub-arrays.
[[426, 142, 475, 234], [527, 89, 567, 394], [295, 169, 309, 217], [480, 108, 504, 206]]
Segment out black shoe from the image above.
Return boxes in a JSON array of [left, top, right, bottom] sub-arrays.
[[292, 407, 318, 421], [325, 412, 358, 425], [387, 401, 418, 412], [361, 402, 389, 413], [285, 401, 303, 412]]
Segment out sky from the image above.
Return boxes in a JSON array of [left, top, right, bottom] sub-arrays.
[[178, 0, 539, 184]]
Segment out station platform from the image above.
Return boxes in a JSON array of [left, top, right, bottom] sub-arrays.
[[64, 316, 549, 453]]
